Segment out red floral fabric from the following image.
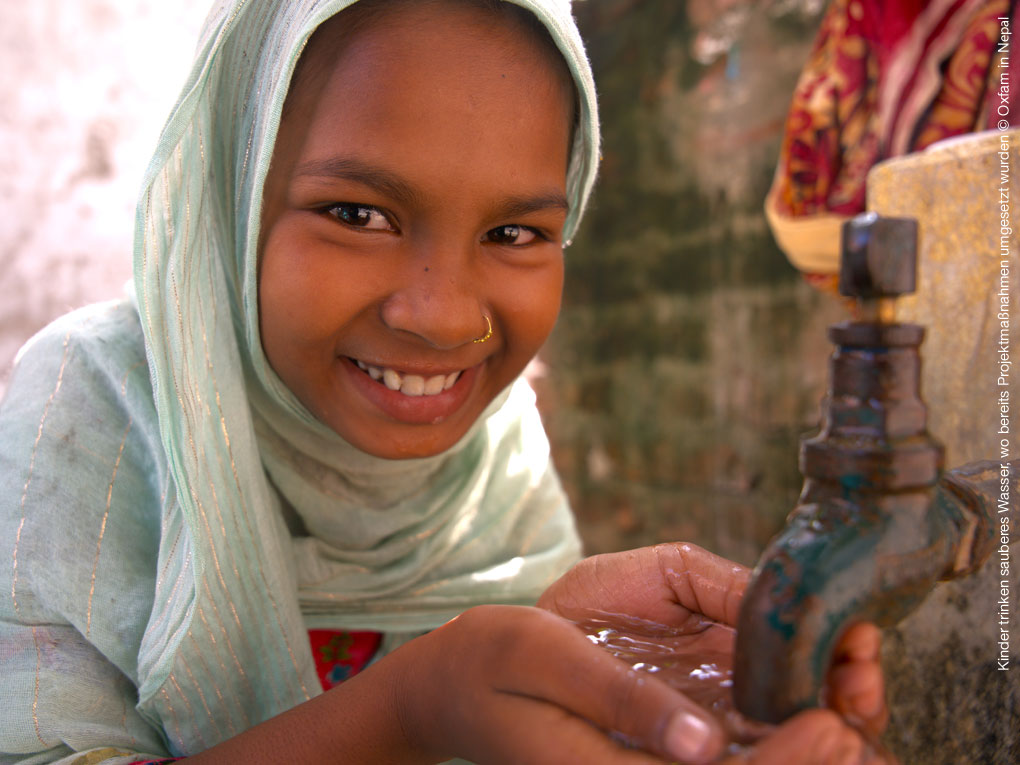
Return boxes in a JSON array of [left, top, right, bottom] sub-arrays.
[[773, 0, 1016, 222], [768, 0, 1018, 291], [309, 629, 383, 690]]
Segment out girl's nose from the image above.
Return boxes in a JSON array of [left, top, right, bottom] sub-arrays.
[[380, 260, 488, 350]]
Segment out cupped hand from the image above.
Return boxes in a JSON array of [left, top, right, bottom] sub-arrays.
[[537, 542, 891, 763], [393, 603, 726, 764]]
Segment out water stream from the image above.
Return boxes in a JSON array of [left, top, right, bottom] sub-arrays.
[[574, 612, 889, 759], [575, 612, 770, 755]]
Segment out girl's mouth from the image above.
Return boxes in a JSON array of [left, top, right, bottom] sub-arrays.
[[342, 356, 478, 426], [353, 359, 461, 397]]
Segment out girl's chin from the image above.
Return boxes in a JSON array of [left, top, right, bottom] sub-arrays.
[[329, 407, 481, 460], [347, 428, 471, 460]]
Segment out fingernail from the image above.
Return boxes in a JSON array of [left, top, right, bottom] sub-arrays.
[[664, 710, 715, 763]]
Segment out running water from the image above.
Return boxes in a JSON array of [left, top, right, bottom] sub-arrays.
[[574, 611, 893, 760], [573, 612, 772, 755]]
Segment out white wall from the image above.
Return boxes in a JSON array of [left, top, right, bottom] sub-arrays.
[[0, 0, 208, 392]]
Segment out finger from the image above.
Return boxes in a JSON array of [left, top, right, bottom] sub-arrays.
[[464, 691, 672, 765], [654, 542, 750, 627], [832, 623, 881, 664], [827, 661, 888, 735], [828, 623, 887, 734], [460, 606, 727, 763], [537, 546, 675, 620], [538, 543, 749, 628], [718, 709, 871, 765]]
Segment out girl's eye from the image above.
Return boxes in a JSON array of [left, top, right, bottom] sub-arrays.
[[485, 224, 540, 246], [325, 203, 393, 231]]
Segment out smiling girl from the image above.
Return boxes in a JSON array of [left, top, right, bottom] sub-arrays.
[[256, 2, 573, 457], [0, 1, 888, 763]]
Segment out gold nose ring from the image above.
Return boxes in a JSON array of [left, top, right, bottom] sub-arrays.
[[473, 314, 493, 344]]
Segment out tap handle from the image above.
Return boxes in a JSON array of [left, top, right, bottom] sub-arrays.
[[838, 212, 918, 298]]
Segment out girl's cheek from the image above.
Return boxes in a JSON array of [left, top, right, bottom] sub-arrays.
[[261, 227, 345, 336], [504, 261, 563, 342]]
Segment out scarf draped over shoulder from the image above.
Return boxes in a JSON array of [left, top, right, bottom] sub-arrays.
[[0, 0, 600, 759]]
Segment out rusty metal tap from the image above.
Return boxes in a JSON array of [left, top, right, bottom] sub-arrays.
[[732, 212, 1005, 724]]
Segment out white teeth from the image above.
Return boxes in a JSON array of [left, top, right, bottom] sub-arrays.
[[355, 360, 462, 397], [423, 375, 446, 395], [402, 375, 425, 396], [382, 368, 402, 391]]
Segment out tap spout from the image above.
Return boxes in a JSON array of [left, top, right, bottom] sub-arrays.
[[732, 214, 1012, 724], [731, 321, 1009, 725], [732, 477, 961, 723]]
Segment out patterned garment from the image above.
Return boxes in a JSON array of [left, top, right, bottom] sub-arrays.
[[766, 0, 1019, 285], [308, 630, 383, 690]]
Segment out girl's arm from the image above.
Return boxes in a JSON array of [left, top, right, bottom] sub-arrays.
[[183, 604, 722, 764], [182, 544, 888, 765]]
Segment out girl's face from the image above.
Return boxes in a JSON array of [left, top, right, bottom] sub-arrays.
[[259, 1, 573, 459]]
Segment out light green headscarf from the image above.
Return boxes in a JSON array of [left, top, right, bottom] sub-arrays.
[[0, 0, 599, 761]]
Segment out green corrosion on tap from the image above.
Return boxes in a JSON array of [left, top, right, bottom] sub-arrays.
[[732, 212, 1006, 724]]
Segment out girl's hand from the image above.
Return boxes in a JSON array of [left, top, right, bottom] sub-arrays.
[[187, 599, 728, 764], [394, 603, 728, 764], [538, 542, 891, 763]]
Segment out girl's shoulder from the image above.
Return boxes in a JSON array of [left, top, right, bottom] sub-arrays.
[[0, 299, 166, 664], [8, 298, 150, 394], [1, 298, 162, 475]]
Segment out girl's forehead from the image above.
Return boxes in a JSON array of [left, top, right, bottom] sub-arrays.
[[269, 0, 575, 182], [288, 0, 574, 119], [263, 0, 572, 221]]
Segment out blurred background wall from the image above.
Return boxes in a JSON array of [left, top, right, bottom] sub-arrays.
[[538, 0, 842, 565], [0, 0, 840, 566], [0, 0, 206, 391]]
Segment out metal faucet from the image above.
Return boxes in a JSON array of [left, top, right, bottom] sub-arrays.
[[732, 212, 1006, 723]]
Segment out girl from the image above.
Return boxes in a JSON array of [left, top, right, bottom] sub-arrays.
[[0, 0, 887, 762]]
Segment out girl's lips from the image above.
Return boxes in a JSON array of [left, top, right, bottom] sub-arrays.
[[341, 356, 479, 425]]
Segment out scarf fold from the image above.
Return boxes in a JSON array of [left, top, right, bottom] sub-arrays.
[[0, 0, 599, 758]]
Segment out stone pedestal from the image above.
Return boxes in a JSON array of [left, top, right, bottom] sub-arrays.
[[868, 132, 1019, 763]]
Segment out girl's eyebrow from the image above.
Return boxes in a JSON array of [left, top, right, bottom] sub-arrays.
[[293, 156, 569, 218], [294, 157, 426, 207], [489, 193, 569, 221]]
